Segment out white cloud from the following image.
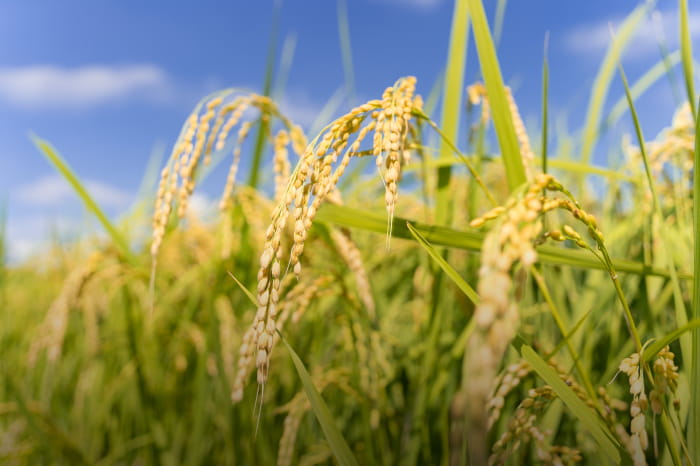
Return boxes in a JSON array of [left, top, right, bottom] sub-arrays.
[[0, 64, 169, 108], [15, 175, 131, 208], [4, 214, 83, 264], [566, 8, 700, 59], [188, 192, 218, 221]]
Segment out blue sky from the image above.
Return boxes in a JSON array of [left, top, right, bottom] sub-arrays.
[[1, 0, 698, 261]]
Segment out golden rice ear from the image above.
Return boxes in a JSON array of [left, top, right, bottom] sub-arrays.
[[232, 77, 423, 400]]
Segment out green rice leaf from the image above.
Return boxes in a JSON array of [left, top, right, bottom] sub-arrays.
[[31, 135, 135, 264], [406, 223, 479, 305], [690, 86, 700, 460], [337, 0, 356, 102], [493, 0, 507, 47], [541, 33, 549, 174], [272, 32, 297, 99], [226, 271, 257, 306], [545, 308, 593, 360], [436, 0, 470, 225], [248, 0, 281, 188], [519, 345, 620, 463], [580, 3, 649, 165], [643, 319, 700, 362], [680, 0, 696, 118], [604, 51, 682, 130], [467, 0, 526, 191], [279, 333, 359, 466]]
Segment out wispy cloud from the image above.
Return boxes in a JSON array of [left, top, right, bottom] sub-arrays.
[[0, 64, 170, 108], [566, 8, 700, 59], [15, 175, 131, 208]]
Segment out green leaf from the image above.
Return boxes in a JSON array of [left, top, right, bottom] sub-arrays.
[[680, 0, 696, 118], [31, 135, 136, 264], [493, 0, 507, 47], [643, 319, 700, 363], [690, 79, 700, 461], [436, 0, 470, 225], [226, 271, 257, 306], [519, 345, 620, 463], [580, 3, 649, 165], [604, 51, 682, 130], [406, 223, 479, 305], [467, 0, 526, 191], [545, 308, 593, 360], [337, 0, 356, 102], [248, 0, 281, 188], [279, 333, 359, 466], [541, 34, 549, 174]]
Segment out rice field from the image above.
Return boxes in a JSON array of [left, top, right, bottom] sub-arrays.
[[2, 0, 700, 464]]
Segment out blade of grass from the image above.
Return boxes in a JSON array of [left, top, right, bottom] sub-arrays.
[[272, 32, 297, 99], [467, 0, 526, 191], [436, 0, 470, 226], [133, 142, 166, 210], [643, 319, 700, 362], [604, 50, 682, 131], [580, 3, 649, 166], [30, 135, 135, 265], [278, 333, 359, 466], [406, 223, 479, 305], [541, 33, 549, 174], [519, 345, 621, 463], [690, 91, 700, 462], [248, 0, 281, 188], [310, 87, 346, 139], [424, 68, 445, 119], [545, 308, 593, 360], [493, 0, 507, 47], [679, 0, 696, 118], [337, 0, 356, 103], [227, 270, 257, 306]]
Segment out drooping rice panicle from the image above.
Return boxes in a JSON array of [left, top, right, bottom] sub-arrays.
[[236, 77, 423, 398]]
